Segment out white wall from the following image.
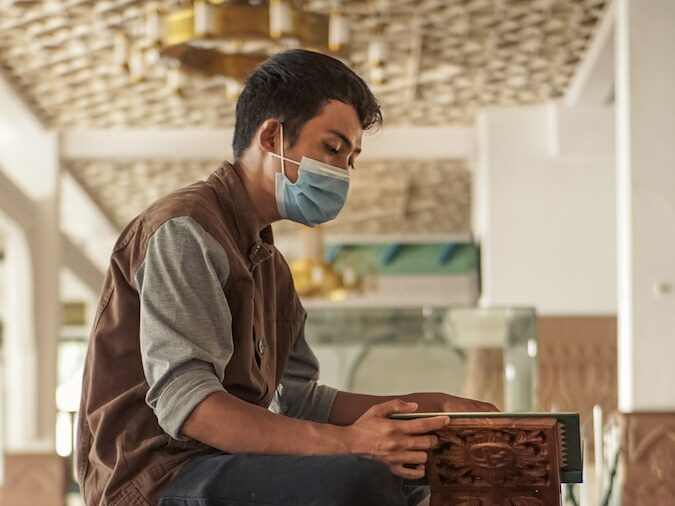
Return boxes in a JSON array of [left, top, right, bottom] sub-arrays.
[[616, 0, 675, 411], [476, 103, 616, 315]]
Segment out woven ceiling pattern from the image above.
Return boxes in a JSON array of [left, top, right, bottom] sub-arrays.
[[326, 158, 470, 235], [66, 159, 214, 227], [66, 159, 471, 234], [0, 0, 607, 128]]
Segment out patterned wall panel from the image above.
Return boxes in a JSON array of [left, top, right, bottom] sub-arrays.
[[537, 316, 617, 428], [613, 412, 675, 506]]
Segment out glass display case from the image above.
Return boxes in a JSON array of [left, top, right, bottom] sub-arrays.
[[305, 306, 537, 412]]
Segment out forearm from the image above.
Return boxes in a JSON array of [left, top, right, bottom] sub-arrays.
[[180, 393, 472, 482], [328, 391, 447, 426], [181, 391, 350, 455]]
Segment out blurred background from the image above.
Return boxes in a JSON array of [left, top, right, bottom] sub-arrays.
[[0, 0, 673, 505]]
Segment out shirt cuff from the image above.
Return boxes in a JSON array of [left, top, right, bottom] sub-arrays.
[[153, 367, 226, 440], [310, 384, 339, 423]]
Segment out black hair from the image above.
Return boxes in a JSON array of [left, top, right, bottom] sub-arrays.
[[232, 49, 382, 159]]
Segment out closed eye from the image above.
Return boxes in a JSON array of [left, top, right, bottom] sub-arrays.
[[325, 142, 356, 171], [324, 143, 339, 155]]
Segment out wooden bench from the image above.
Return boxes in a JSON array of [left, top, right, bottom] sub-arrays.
[[0, 453, 68, 506]]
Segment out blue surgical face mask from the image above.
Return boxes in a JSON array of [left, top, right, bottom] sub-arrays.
[[270, 124, 350, 227]]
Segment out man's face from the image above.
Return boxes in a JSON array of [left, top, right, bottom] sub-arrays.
[[281, 100, 363, 182]]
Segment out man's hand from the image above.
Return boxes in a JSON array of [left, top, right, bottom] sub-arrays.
[[344, 399, 450, 480], [432, 393, 499, 413], [329, 391, 499, 427]]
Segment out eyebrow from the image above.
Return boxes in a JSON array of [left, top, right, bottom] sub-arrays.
[[327, 129, 362, 155]]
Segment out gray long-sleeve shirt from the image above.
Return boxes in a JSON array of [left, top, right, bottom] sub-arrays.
[[134, 216, 337, 440]]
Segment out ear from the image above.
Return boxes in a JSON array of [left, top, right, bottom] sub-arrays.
[[257, 118, 282, 155]]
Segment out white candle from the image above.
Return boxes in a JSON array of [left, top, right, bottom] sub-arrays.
[[593, 404, 604, 501]]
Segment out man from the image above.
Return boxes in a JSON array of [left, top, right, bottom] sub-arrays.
[[76, 49, 495, 506]]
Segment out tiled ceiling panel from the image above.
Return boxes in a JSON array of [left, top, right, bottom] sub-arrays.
[[0, 0, 607, 128], [66, 159, 471, 235]]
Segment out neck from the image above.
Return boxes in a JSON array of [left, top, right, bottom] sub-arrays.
[[232, 157, 280, 231]]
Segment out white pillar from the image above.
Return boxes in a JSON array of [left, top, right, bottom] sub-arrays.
[[0, 167, 61, 451], [31, 177, 61, 445], [616, 0, 675, 411], [0, 76, 61, 449], [2, 222, 40, 449]]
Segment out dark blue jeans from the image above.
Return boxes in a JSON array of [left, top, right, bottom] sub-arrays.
[[159, 453, 430, 506]]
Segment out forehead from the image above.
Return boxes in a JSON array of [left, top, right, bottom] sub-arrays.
[[301, 100, 362, 144]]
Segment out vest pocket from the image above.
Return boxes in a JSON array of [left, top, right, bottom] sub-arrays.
[[109, 480, 149, 506], [75, 413, 91, 494]]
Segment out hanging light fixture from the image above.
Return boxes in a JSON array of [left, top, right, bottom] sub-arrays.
[[269, 0, 294, 39], [114, 0, 351, 96], [329, 11, 350, 52], [166, 67, 188, 95], [128, 44, 146, 83], [368, 30, 388, 85]]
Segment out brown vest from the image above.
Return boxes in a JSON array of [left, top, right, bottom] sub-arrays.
[[76, 164, 305, 506]]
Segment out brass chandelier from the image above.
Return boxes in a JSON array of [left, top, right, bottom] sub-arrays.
[[113, 0, 351, 96]]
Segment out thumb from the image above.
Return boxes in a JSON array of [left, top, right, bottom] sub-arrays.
[[370, 399, 419, 418]]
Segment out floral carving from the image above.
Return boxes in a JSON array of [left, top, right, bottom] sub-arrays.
[[428, 418, 562, 506], [452, 498, 544, 506], [433, 428, 551, 486]]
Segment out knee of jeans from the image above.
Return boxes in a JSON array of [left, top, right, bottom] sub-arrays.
[[327, 456, 404, 506]]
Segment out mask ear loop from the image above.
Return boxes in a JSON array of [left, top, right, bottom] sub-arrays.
[[279, 123, 286, 178], [269, 122, 299, 176]]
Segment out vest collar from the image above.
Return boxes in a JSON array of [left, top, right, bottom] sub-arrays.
[[210, 162, 275, 270]]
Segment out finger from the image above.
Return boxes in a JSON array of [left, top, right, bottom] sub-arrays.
[[462, 400, 499, 412], [390, 463, 426, 480], [368, 399, 418, 418], [404, 434, 440, 451], [386, 451, 428, 465], [399, 416, 450, 434]]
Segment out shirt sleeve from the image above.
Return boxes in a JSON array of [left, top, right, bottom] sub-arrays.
[[135, 216, 233, 440], [269, 319, 338, 423]]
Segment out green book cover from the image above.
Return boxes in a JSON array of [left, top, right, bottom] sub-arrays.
[[389, 412, 583, 483]]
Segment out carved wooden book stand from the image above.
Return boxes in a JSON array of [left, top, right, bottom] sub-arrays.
[[427, 417, 564, 506]]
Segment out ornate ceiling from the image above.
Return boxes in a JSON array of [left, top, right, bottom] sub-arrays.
[[0, 0, 608, 128], [3, 0, 607, 237], [66, 158, 471, 234]]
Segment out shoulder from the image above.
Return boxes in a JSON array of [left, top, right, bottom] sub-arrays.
[[141, 179, 223, 232], [112, 175, 236, 274], [138, 216, 231, 285]]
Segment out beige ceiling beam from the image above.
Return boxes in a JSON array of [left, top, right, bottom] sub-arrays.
[[61, 126, 475, 161], [61, 128, 235, 161], [362, 127, 475, 160], [0, 168, 104, 298], [0, 167, 36, 232], [565, 0, 616, 107], [61, 233, 105, 296]]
